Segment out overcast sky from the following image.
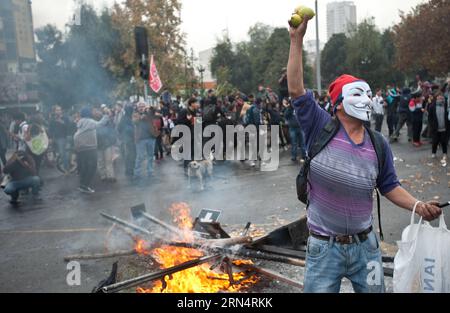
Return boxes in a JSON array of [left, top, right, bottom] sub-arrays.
[[32, 0, 426, 54]]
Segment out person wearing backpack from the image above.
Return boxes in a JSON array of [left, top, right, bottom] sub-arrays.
[[288, 17, 442, 293], [133, 103, 158, 182], [392, 88, 412, 142], [385, 85, 400, 137]]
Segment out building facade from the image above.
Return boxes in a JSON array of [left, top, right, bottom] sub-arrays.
[[198, 48, 216, 90], [326, 1, 357, 41], [0, 0, 38, 109]]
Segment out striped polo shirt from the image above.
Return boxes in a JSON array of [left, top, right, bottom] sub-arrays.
[[293, 91, 400, 236]]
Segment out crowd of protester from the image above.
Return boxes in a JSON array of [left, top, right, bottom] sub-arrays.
[[0, 71, 449, 205]]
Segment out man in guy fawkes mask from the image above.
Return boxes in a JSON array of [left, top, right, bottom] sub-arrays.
[[288, 17, 442, 293], [329, 74, 373, 122]]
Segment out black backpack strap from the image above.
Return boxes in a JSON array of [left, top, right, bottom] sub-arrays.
[[366, 128, 387, 241], [309, 118, 340, 160], [297, 118, 340, 205], [366, 128, 386, 175]]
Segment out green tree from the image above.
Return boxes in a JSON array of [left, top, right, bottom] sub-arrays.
[[321, 33, 349, 86], [345, 19, 387, 88], [210, 37, 235, 79], [215, 67, 235, 97], [210, 24, 312, 95], [35, 25, 71, 108], [35, 5, 124, 108], [64, 5, 119, 104], [231, 43, 253, 94], [380, 29, 405, 86]]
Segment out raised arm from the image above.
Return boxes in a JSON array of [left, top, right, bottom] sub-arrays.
[[287, 18, 310, 98]]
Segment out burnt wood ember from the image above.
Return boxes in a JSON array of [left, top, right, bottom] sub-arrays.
[[91, 209, 396, 293], [92, 262, 118, 293], [235, 263, 304, 290], [100, 254, 222, 293]]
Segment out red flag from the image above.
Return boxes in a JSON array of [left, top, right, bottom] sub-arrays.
[[149, 55, 163, 93]]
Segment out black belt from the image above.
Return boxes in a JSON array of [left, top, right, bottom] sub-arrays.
[[310, 226, 373, 245]]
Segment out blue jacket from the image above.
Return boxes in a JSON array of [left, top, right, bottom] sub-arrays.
[[284, 106, 299, 128]]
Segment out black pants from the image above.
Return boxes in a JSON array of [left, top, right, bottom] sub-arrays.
[[124, 141, 136, 177], [387, 113, 398, 137], [395, 112, 412, 139], [412, 112, 423, 143], [373, 114, 384, 132], [0, 147, 6, 173], [154, 135, 164, 159], [31, 153, 43, 175], [77, 149, 98, 188], [432, 131, 448, 154]]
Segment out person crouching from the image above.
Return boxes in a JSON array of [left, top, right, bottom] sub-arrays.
[[3, 151, 41, 205]]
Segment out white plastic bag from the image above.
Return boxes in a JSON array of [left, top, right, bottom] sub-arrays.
[[25, 128, 49, 156], [393, 208, 450, 293]]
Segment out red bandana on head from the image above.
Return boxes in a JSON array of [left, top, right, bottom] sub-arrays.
[[329, 74, 362, 106], [328, 74, 373, 122]]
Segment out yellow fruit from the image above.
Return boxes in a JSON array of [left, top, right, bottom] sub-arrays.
[[295, 5, 316, 19], [290, 14, 303, 28]]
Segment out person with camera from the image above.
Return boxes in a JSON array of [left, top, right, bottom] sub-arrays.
[[3, 151, 41, 205], [288, 16, 442, 293]]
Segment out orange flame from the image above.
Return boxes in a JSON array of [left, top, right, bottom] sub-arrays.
[[134, 239, 151, 255], [133, 203, 258, 293]]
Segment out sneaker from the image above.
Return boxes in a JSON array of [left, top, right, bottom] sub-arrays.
[[10, 198, 20, 205], [431, 154, 437, 159], [32, 194, 43, 202], [250, 161, 256, 167], [86, 187, 95, 194], [78, 186, 90, 194], [78, 186, 94, 194]]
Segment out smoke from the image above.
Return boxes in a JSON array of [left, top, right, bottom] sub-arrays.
[[35, 4, 120, 109]]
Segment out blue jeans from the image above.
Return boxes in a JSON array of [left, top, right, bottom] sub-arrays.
[[134, 138, 155, 179], [4, 176, 41, 201], [55, 137, 69, 170], [304, 231, 385, 293], [289, 127, 306, 159]]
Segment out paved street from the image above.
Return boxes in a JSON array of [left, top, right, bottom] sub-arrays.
[[0, 129, 449, 293]]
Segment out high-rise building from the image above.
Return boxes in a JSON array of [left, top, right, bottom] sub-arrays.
[[0, 0, 38, 108], [326, 1, 357, 41], [198, 48, 217, 90], [0, 0, 36, 72]]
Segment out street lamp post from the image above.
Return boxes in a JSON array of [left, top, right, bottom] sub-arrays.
[[130, 76, 137, 102], [198, 65, 205, 95], [184, 50, 189, 98]]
